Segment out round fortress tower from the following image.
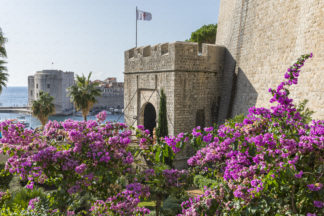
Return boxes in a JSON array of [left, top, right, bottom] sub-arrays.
[[28, 70, 74, 115]]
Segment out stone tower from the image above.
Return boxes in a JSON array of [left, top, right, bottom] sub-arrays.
[[28, 70, 74, 115], [124, 42, 225, 136]]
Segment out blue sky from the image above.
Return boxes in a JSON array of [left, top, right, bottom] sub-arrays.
[[1, 0, 220, 86]]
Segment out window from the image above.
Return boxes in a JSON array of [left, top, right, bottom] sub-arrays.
[[47, 84, 50, 88], [36, 84, 38, 89], [30, 90, 33, 96]]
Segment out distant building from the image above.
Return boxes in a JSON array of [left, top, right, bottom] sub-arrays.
[[92, 77, 124, 110], [28, 70, 74, 115]]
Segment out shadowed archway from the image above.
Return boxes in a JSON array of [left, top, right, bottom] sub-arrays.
[[144, 103, 156, 137]]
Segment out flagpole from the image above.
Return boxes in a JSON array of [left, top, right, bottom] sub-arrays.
[[136, 6, 138, 48]]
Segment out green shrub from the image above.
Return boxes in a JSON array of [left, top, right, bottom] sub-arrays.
[[0, 205, 26, 216], [297, 99, 315, 124], [4, 187, 47, 210], [0, 203, 62, 216], [147, 210, 156, 216], [225, 113, 245, 127], [161, 194, 189, 216], [138, 201, 156, 211], [0, 163, 13, 190], [193, 175, 218, 190]]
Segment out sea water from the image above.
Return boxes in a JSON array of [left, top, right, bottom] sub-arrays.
[[0, 87, 124, 128]]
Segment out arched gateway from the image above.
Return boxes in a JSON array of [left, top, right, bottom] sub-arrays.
[[143, 103, 156, 136]]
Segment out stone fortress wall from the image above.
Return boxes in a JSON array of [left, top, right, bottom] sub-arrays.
[[28, 70, 74, 115], [124, 42, 226, 136], [216, 0, 324, 119], [93, 87, 124, 110]]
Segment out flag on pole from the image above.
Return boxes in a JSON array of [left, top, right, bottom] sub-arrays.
[[137, 9, 152, 21]]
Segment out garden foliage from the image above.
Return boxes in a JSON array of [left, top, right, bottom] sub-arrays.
[[0, 53, 323, 216]]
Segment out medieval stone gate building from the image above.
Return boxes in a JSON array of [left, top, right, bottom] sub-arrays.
[[124, 42, 225, 136]]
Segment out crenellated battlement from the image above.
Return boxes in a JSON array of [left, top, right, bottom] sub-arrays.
[[124, 41, 225, 73]]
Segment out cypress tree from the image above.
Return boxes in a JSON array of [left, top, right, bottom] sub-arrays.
[[156, 89, 168, 140]]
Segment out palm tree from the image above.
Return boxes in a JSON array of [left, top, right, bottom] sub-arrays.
[[0, 28, 8, 94], [0, 60, 8, 93], [31, 91, 55, 127], [0, 28, 7, 58], [68, 72, 102, 121]]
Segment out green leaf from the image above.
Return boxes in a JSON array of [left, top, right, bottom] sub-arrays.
[[163, 146, 169, 158], [155, 149, 161, 162]]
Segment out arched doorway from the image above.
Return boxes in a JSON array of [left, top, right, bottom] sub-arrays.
[[144, 103, 156, 137]]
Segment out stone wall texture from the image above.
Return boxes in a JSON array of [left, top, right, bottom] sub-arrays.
[[94, 94, 124, 110], [216, 0, 324, 119], [93, 87, 124, 110]]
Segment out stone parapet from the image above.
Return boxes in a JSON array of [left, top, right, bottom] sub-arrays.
[[125, 42, 225, 74]]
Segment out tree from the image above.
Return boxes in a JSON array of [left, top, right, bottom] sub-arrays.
[[187, 24, 217, 45], [0, 28, 7, 58], [0, 28, 8, 94], [31, 91, 55, 127], [155, 89, 174, 168], [67, 72, 102, 121], [156, 89, 168, 140]]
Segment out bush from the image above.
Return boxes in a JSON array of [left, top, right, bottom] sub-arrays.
[[193, 175, 218, 190], [4, 187, 47, 210], [161, 195, 188, 216], [297, 99, 315, 124], [147, 210, 156, 216], [0, 119, 134, 211], [0, 162, 13, 190]]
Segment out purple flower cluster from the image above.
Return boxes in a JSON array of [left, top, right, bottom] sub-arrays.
[[164, 132, 189, 154], [162, 169, 188, 187], [307, 183, 323, 192], [179, 189, 224, 215], [90, 183, 150, 215], [313, 200, 323, 208], [0, 119, 133, 198], [28, 197, 40, 210], [96, 110, 107, 123]]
